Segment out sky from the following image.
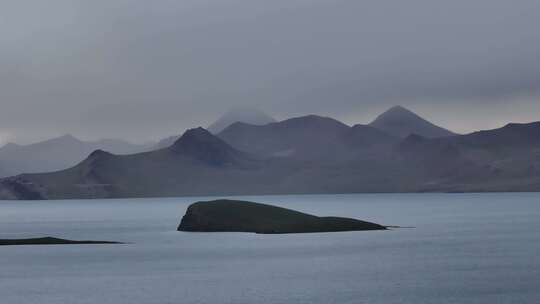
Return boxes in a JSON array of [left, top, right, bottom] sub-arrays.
[[1, 0, 539, 144]]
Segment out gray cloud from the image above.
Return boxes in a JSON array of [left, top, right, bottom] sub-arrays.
[[1, 0, 539, 143]]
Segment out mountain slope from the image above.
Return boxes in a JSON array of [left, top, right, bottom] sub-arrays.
[[153, 108, 276, 150], [370, 106, 457, 138], [218, 115, 398, 160], [0, 128, 263, 199], [396, 122, 540, 191], [154, 135, 182, 150], [219, 115, 343, 159], [0, 135, 152, 177]]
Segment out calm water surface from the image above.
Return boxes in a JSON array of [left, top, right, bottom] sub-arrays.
[[1, 193, 539, 304]]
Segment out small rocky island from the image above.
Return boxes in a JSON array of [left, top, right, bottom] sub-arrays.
[[0, 237, 122, 246], [178, 199, 387, 234]]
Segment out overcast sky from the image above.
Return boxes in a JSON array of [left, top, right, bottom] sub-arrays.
[[1, 0, 539, 144]]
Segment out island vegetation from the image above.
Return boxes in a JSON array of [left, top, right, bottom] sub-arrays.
[[178, 199, 387, 234]]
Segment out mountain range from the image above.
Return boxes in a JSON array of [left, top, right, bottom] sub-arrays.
[[153, 107, 277, 150], [1, 106, 538, 200], [218, 115, 396, 160], [208, 107, 276, 134], [0, 107, 277, 177], [0, 135, 153, 178]]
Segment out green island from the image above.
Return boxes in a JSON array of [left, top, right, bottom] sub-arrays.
[[178, 199, 387, 234]]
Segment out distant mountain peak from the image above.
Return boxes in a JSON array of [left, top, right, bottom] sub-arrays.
[[153, 108, 276, 150], [221, 114, 347, 134], [278, 114, 350, 130], [375, 105, 422, 120], [370, 106, 456, 138], [391, 105, 407, 110], [208, 107, 276, 134], [44, 133, 84, 145], [387, 105, 409, 112], [171, 127, 242, 165], [218, 114, 358, 160], [54, 133, 80, 141], [174, 127, 219, 146], [60, 133, 77, 139], [88, 149, 114, 159]]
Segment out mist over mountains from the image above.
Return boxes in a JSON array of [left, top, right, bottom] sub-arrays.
[[208, 107, 277, 134], [0, 106, 538, 200], [0, 135, 153, 178], [153, 107, 277, 150], [0, 107, 277, 177]]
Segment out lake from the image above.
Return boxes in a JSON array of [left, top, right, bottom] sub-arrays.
[[1, 193, 539, 304]]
